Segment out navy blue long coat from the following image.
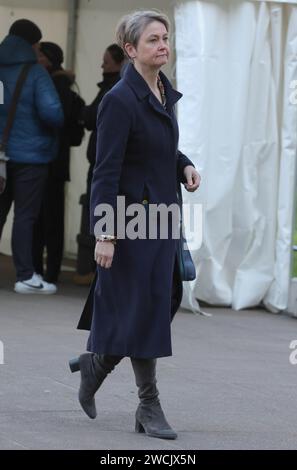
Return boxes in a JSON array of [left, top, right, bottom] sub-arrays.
[[77, 63, 195, 359]]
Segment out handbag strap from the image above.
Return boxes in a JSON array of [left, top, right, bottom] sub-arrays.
[[177, 181, 182, 202], [177, 182, 183, 224], [0, 63, 32, 152]]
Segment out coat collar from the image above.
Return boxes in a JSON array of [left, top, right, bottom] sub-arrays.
[[123, 62, 182, 114]]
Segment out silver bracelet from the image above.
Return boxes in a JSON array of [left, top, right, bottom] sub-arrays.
[[96, 235, 117, 245]]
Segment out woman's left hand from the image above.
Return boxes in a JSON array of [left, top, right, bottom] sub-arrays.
[[183, 165, 201, 192]]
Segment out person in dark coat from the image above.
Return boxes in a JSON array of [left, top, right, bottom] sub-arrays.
[[74, 44, 125, 285], [32, 42, 85, 286], [69, 10, 201, 440], [0, 19, 64, 294]]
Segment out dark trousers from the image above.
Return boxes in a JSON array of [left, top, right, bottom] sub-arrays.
[[76, 163, 96, 275], [33, 176, 65, 283], [0, 162, 48, 281]]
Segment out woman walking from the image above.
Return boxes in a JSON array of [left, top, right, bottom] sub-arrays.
[[70, 10, 201, 440]]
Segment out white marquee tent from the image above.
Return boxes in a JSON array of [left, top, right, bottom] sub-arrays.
[[0, 0, 296, 315]]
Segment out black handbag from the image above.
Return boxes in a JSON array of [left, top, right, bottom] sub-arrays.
[[176, 183, 196, 281]]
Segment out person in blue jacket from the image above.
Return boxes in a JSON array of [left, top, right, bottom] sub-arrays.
[[0, 19, 64, 294], [69, 11, 201, 440]]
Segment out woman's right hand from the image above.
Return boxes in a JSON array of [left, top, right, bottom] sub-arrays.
[[94, 241, 115, 269]]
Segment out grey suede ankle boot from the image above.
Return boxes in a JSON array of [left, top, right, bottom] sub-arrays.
[[69, 353, 122, 419], [131, 358, 177, 440]]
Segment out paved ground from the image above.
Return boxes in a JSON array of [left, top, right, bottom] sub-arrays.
[[0, 253, 297, 450]]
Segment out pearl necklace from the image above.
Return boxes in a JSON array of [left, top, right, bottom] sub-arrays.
[[157, 75, 167, 109]]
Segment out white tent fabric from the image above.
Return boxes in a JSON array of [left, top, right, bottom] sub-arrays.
[[175, 0, 297, 311]]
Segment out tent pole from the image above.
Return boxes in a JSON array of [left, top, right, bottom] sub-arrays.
[[66, 0, 79, 70]]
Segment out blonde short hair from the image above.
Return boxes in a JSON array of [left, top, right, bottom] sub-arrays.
[[116, 10, 170, 59]]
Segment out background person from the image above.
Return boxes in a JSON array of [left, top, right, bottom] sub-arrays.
[[0, 19, 64, 294], [33, 41, 85, 287], [74, 44, 125, 286]]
